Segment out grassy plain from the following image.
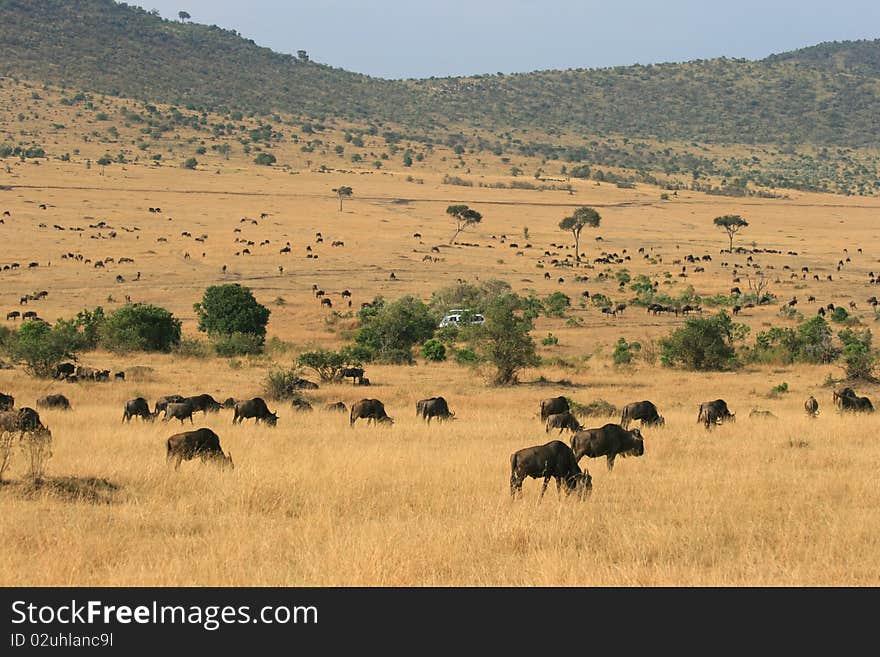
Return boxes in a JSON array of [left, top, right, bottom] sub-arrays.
[[2, 82, 880, 585]]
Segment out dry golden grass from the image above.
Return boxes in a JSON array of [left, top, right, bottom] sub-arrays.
[[3, 80, 880, 586]]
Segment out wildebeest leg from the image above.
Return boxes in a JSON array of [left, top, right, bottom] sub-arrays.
[[607, 455, 616, 471], [122, 411, 129, 423], [510, 474, 522, 499], [539, 476, 551, 499]]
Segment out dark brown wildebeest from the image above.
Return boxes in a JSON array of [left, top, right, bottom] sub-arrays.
[[185, 394, 223, 414], [233, 398, 278, 426], [416, 397, 455, 423], [122, 397, 155, 422], [163, 401, 195, 424], [620, 400, 665, 429], [6, 311, 19, 320], [114, 371, 126, 381], [0, 392, 13, 411], [166, 428, 233, 471], [222, 397, 237, 409], [321, 297, 332, 308], [697, 399, 736, 429], [0, 407, 45, 433], [540, 396, 569, 422], [350, 399, 393, 427], [36, 394, 71, 410], [544, 411, 582, 434], [341, 367, 365, 384], [804, 396, 819, 418], [55, 362, 76, 380], [509, 440, 592, 500], [154, 394, 186, 415], [570, 424, 645, 471], [833, 388, 874, 413], [291, 398, 313, 412], [325, 401, 348, 413]]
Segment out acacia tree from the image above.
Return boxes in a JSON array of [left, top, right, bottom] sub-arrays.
[[178, 11, 191, 21], [713, 214, 749, 252], [559, 206, 601, 263], [333, 186, 353, 211], [447, 205, 482, 243]]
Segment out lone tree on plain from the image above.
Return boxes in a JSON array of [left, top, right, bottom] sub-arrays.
[[178, 11, 191, 21], [714, 214, 749, 252], [559, 206, 601, 263], [447, 204, 482, 244], [333, 186, 353, 211]]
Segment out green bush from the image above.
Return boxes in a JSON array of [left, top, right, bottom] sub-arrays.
[[831, 307, 850, 323], [612, 337, 641, 366], [454, 346, 479, 365], [5, 320, 82, 377], [181, 157, 197, 169], [543, 292, 571, 317], [421, 339, 447, 362], [101, 304, 181, 352], [541, 333, 559, 346], [195, 284, 270, 342], [263, 367, 311, 401], [173, 337, 212, 358], [659, 311, 749, 371], [212, 332, 264, 357], [749, 316, 838, 365], [254, 152, 276, 166], [471, 293, 540, 385], [297, 349, 354, 381], [839, 328, 877, 381], [354, 296, 437, 364]]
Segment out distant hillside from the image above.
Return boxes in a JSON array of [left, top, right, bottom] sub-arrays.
[[1, 1, 880, 195]]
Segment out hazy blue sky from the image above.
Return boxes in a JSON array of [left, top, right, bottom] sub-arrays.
[[143, 1, 880, 79]]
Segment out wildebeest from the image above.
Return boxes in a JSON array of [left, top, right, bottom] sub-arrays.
[[833, 388, 874, 413], [0, 392, 13, 411], [697, 399, 736, 429], [6, 311, 19, 320], [349, 399, 393, 427], [341, 367, 365, 384], [163, 401, 195, 424], [36, 394, 71, 410], [122, 397, 155, 422], [291, 398, 313, 412], [166, 428, 233, 471], [222, 397, 238, 409], [570, 424, 645, 471], [416, 396, 455, 423], [185, 393, 222, 414], [0, 407, 45, 433], [804, 396, 819, 418], [539, 396, 569, 422], [54, 362, 76, 380], [233, 398, 278, 426], [620, 400, 665, 429], [154, 394, 186, 415], [509, 440, 592, 500], [544, 411, 582, 434], [325, 401, 348, 413]]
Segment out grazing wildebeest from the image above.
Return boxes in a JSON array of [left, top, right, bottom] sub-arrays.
[[416, 396, 455, 423], [185, 393, 223, 414], [804, 396, 819, 418], [233, 398, 278, 426], [123, 397, 155, 422], [620, 400, 665, 429], [6, 311, 19, 320], [114, 371, 126, 381], [544, 411, 582, 434], [570, 424, 645, 471], [509, 440, 592, 500], [154, 394, 186, 415], [163, 401, 195, 424], [222, 397, 237, 409], [341, 367, 365, 384], [325, 401, 348, 413], [350, 399, 393, 427], [697, 399, 736, 429], [36, 394, 71, 410], [833, 388, 874, 413], [540, 396, 570, 422], [166, 428, 233, 471], [0, 407, 45, 433]]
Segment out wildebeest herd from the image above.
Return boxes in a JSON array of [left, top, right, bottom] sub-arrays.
[[0, 383, 873, 498]]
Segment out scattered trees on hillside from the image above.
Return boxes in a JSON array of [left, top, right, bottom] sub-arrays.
[[559, 206, 601, 263]]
